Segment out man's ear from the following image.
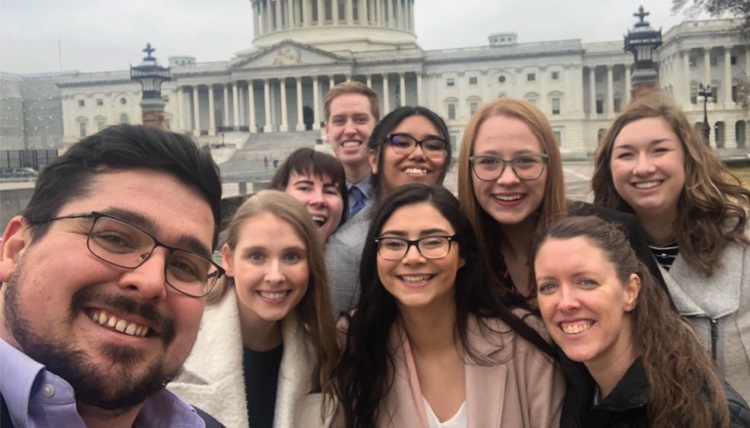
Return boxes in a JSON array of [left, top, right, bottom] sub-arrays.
[[0, 216, 30, 283], [368, 149, 378, 175]]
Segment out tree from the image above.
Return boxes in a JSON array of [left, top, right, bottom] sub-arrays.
[[672, 0, 750, 114]]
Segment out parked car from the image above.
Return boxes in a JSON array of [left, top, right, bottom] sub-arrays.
[[0, 167, 38, 179]]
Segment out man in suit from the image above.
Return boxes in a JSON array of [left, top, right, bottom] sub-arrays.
[[0, 124, 224, 427], [324, 81, 380, 220]]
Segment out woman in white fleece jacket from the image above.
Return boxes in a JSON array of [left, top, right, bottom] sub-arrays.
[[169, 190, 340, 428]]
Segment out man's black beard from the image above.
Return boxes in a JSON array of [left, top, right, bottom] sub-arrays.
[[3, 259, 182, 411]]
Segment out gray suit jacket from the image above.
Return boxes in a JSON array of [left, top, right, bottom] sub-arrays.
[[661, 232, 750, 401], [326, 204, 372, 317]]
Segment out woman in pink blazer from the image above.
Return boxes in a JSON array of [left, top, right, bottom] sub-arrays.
[[333, 184, 564, 428]]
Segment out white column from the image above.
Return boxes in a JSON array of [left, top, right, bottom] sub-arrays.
[[606, 64, 614, 118], [232, 82, 240, 129], [704, 47, 712, 87], [369, 0, 376, 25], [176, 86, 184, 131], [683, 51, 692, 106], [303, 0, 311, 26], [416, 72, 423, 105], [399, 72, 406, 106], [359, 0, 367, 24], [280, 78, 289, 131], [366, 74, 372, 88], [317, 0, 324, 25], [223, 85, 229, 128], [192, 86, 201, 136], [296, 77, 304, 131], [263, 79, 272, 132], [313, 76, 321, 130], [376, 0, 383, 26], [346, 74, 352, 82], [208, 85, 216, 135], [238, 86, 245, 127], [383, 73, 390, 112], [385, 0, 391, 27], [329, 75, 336, 94], [333, 0, 340, 24], [725, 46, 733, 105], [267, 0, 275, 31], [346, 0, 353, 24], [396, 0, 403, 28], [275, 0, 283, 30], [588, 66, 596, 116], [624, 64, 632, 105], [253, 2, 259, 37], [248, 80, 256, 132]]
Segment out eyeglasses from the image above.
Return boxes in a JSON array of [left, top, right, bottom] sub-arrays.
[[386, 133, 448, 159], [29, 211, 224, 298], [374, 235, 458, 260], [469, 153, 548, 181]]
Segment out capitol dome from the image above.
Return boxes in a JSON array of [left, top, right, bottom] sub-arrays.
[[250, 0, 417, 51]]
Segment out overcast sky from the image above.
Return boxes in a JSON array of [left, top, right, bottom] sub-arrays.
[[0, 0, 708, 75]]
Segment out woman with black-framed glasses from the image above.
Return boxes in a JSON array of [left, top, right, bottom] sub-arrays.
[[457, 98, 667, 310], [332, 184, 564, 428]]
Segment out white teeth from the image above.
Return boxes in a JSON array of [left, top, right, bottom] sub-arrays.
[[258, 291, 289, 300], [342, 141, 360, 147], [311, 215, 326, 226], [404, 168, 427, 174], [401, 275, 430, 283], [634, 181, 660, 189], [89, 310, 150, 338], [561, 321, 592, 334], [494, 194, 523, 201]]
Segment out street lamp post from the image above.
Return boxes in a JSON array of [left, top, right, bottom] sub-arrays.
[[130, 43, 171, 129], [698, 83, 712, 145]]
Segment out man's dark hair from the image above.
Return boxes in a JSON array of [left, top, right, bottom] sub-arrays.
[[22, 124, 222, 248]]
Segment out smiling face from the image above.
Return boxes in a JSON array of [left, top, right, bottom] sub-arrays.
[[370, 115, 447, 194], [534, 236, 640, 374], [326, 93, 377, 174], [376, 202, 465, 312], [0, 169, 214, 410], [610, 117, 686, 223], [222, 212, 309, 328], [471, 115, 547, 229], [284, 171, 344, 241]]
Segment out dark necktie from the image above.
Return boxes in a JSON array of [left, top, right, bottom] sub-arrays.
[[349, 186, 366, 218]]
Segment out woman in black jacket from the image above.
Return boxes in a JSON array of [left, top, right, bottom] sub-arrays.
[[532, 216, 750, 428]]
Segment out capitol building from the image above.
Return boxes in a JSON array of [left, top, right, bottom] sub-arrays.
[[1, 0, 748, 158]]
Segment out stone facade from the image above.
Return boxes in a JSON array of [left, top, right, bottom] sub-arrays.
[[1, 1, 748, 157]]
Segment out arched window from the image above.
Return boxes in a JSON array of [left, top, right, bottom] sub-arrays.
[[120, 113, 130, 124]]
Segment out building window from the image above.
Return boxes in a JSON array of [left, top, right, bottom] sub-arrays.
[[469, 101, 479, 115], [551, 98, 561, 115], [527, 98, 537, 105], [78, 100, 85, 107], [596, 98, 604, 114], [120, 113, 130, 124], [614, 98, 622, 113], [710, 56, 718, 66], [97, 120, 106, 131], [469, 76, 478, 85], [447, 103, 456, 120], [498, 75, 506, 84], [731, 56, 737, 65], [96, 98, 104, 106], [450, 134, 458, 153], [446, 78, 455, 87], [120, 97, 127, 105], [79, 121, 87, 138], [689, 56, 697, 67], [527, 73, 536, 82], [553, 130, 562, 145], [551, 71, 560, 80]]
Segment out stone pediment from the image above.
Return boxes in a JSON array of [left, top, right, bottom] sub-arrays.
[[232, 40, 351, 70]]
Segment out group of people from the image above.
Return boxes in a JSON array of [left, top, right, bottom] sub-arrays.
[[0, 81, 749, 428]]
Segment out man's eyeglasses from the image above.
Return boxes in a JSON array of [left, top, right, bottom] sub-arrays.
[[386, 133, 448, 159], [29, 212, 224, 298], [469, 153, 548, 181], [374, 235, 458, 260]]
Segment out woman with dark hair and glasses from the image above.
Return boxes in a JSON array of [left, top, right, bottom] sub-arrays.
[[169, 190, 340, 428], [457, 97, 666, 308], [332, 184, 564, 428], [327, 106, 452, 316]]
